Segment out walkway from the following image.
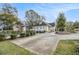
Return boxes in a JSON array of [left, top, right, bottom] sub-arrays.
[[57, 33, 79, 40]]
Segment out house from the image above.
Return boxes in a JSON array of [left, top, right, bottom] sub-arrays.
[[13, 24, 21, 31], [12, 24, 28, 32], [74, 25, 79, 33], [48, 23, 55, 32], [21, 25, 29, 32], [71, 21, 79, 33], [32, 22, 55, 33]]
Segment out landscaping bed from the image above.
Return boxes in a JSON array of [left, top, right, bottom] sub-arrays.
[[0, 41, 34, 55], [54, 40, 79, 55]]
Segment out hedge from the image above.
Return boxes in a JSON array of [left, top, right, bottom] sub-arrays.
[[0, 30, 36, 41]]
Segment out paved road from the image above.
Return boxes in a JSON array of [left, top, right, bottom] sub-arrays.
[[10, 32, 59, 55]]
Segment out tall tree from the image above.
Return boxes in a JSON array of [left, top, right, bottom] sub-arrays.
[[0, 4, 19, 30], [56, 12, 66, 32], [25, 10, 45, 29]]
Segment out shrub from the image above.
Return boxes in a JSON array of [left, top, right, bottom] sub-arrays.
[[16, 34, 20, 38], [0, 34, 5, 41], [26, 31, 30, 37], [29, 30, 33, 35], [31, 30, 35, 35], [0, 30, 36, 41], [36, 31, 45, 33], [10, 31, 17, 39], [20, 32, 26, 37], [75, 45, 79, 55], [10, 34, 17, 39], [28, 30, 35, 36], [0, 31, 11, 41]]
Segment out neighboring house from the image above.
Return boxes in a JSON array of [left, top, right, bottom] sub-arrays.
[[74, 25, 79, 33], [13, 24, 28, 32], [75, 28, 79, 33], [74, 22, 79, 33], [13, 24, 20, 31], [21, 25, 29, 32], [32, 22, 55, 32], [0, 22, 28, 32], [22, 25, 26, 32], [48, 23, 55, 32]]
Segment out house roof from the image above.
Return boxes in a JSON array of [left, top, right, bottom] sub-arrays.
[[48, 23, 55, 27], [33, 22, 55, 27], [34, 22, 47, 26]]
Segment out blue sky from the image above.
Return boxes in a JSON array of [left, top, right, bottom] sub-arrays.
[[0, 3, 79, 22]]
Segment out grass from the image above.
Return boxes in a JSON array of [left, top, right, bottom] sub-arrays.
[[0, 41, 35, 55], [54, 40, 79, 55]]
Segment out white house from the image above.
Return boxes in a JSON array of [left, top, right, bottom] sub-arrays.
[[13, 24, 20, 31], [32, 22, 55, 33], [12, 24, 28, 32], [48, 23, 55, 32]]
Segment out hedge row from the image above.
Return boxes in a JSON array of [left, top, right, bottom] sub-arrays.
[[0, 30, 36, 41]]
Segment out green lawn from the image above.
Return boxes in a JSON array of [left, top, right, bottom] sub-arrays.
[[54, 40, 79, 55], [0, 41, 34, 55]]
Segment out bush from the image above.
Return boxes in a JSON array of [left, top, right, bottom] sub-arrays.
[[29, 30, 33, 35], [20, 33, 26, 37], [36, 31, 45, 33], [32, 30, 35, 35], [0, 30, 36, 41], [75, 45, 79, 55], [0, 31, 11, 41], [27, 30, 35, 36], [0, 34, 5, 41], [10, 31, 17, 39], [26, 31, 30, 37], [16, 34, 20, 38], [0, 30, 21, 40], [10, 34, 17, 39]]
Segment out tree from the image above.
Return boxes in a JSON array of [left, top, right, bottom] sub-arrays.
[[56, 12, 66, 32], [66, 22, 75, 32], [2, 4, 18, 16], [25, 10, 45, 29], [0, 3, 19, 30], [73, 21, 79, 29]]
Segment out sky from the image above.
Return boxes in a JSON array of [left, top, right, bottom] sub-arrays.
[[0, 3, 79, 23]]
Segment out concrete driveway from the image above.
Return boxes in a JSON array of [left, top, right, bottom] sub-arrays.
[[10, 32, 59, 55], [10, 33, 79, 55]]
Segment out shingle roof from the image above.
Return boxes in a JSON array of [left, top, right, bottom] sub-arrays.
[[33, 22, 55, 27], [34, 22, 47, 26], [48, 23, 55, 27]]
